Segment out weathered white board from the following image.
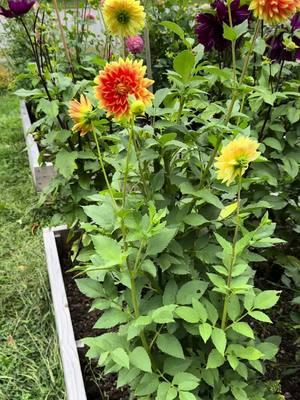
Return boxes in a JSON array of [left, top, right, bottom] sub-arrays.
[[20, 101, 56, 192], [43, 226, 87, 400]]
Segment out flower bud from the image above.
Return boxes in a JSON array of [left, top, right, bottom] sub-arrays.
[[130, 100, 146, 116]]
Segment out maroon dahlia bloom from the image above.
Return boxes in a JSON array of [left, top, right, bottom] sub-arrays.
[[195, 0, 250, 52], [0, 0, 35, 18], [267, 13, 300, 62]]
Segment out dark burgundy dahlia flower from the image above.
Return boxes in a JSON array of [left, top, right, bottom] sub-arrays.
[[0, 0, 36, 18], [195, 0, 250, 52]]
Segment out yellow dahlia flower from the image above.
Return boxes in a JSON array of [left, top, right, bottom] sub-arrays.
[[214, 136, 260, 185], [68, 95, 94, 136], [103, 0, 145, 37], [249, 0, 300, 24]]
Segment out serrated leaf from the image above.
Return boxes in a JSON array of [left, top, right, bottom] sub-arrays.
[[173, 372, 199, 391], [111, 347, 129, 369], [177, 280, 208, 305], [75, 278, 103, 298], [248, 310, 272, 323], [206, 349, 225, 369], [211, 327, 227, 355], [254, 290, 280, 310], [55, 149, 78, 179], [218, 202, 238, 220], [94, 309, 129, 329], [176, 306, 199, 323], [130, 346, 152, 372], [232, 322, 254, 339], [157, 334, 185, 359], [199, 323, 212, 343], [146, 227, 177, 256]]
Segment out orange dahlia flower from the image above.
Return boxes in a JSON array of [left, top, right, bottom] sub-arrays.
[[249, 0, 300, 24], [94, 58, 153, 119], [68, 95, 94, 135]]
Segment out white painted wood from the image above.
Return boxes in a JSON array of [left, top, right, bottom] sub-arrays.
[[43, 226, 87, 400], [20, 101, 56, 192]]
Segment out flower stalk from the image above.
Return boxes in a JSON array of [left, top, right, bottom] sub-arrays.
[[221, 173, 242, 329]]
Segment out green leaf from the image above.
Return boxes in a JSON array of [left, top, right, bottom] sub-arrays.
[[232, 322, 254, 339], [179, 392, 197, 400], [231, 386, 248, 400], [199, 323, 212, 343], [152, 305, 175, 324], [154, 88, 170, 108], [94, 309, 129, 329], [135, 373, 159, 396], [92, 235, 123, 268], [163, 279, 178, 305], [264, 137, 283, 151], [223, 23, 237, 41], [156, 383, 178, 400], [184, 214, 207, 226], [192, 298, 207, 322], [130, 346, 152, 372], [176, 306, 199, 323], [206, 349, 225, 369], [173, 372, 199, 391], [223, 20, 248, 41], [173, 50, 195, 83], [254, 290, 280, 310], [111, 347, 129, 369], [75, 278, 103, 298], [161, 21, 185, 40], [218, 202, 237, 221], [211, 327, 227, 356], [157, 334, 185, 359], [177, 281, 208, 305], [215, 233, 232, 254], [83, 204, 115, 231], [227, 354, 239, 370], [248, 310, 272, 323], [197, 189, 223, 209], [228, 295, 241, 321], [146, 227, 177, 256], [55, 149, 78, 179]]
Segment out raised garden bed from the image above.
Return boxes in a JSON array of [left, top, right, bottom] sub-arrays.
[[20, 101, 56, 192], [43, 226, 130, 400]]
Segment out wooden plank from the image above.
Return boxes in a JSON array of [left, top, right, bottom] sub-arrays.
[[20, 101, 56, 192], [43, 226, 87, 400]]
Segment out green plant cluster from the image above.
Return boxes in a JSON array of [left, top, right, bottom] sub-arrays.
[[1, 0, 300, 398]]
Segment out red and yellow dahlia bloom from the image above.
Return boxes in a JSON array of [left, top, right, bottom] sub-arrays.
[[103, 0, 145, 37], [94, 58, 153, 120], [68, 95, 94, 136], [214, 136, 260, 185], [249, 0, 300, 24]]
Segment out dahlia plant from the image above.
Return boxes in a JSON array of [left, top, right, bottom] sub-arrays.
[[66, 1, 299, 398]]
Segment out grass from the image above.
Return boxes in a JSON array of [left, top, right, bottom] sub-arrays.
[[0, 93, 66, 400]]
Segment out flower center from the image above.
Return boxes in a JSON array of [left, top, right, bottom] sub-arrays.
[[234, 156, 249, 169], [116, 10, 130, 25], [116, 82, 129, 95]]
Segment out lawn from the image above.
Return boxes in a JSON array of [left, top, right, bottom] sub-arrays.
[[0, 93, 65, 400]]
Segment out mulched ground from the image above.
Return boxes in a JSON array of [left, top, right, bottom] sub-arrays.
[[61, 249, 130, 400]]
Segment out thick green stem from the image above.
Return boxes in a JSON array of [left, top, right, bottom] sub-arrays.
[[221, 174, 242, 330], [227, 0, 237, 83], [92, 128, 117, 209], [200, 19, 261, 188], [132, 135, 150, 200], [122, 124, 134, 208]]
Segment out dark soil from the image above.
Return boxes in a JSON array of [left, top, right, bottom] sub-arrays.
[[58, 236, 130, 400]]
